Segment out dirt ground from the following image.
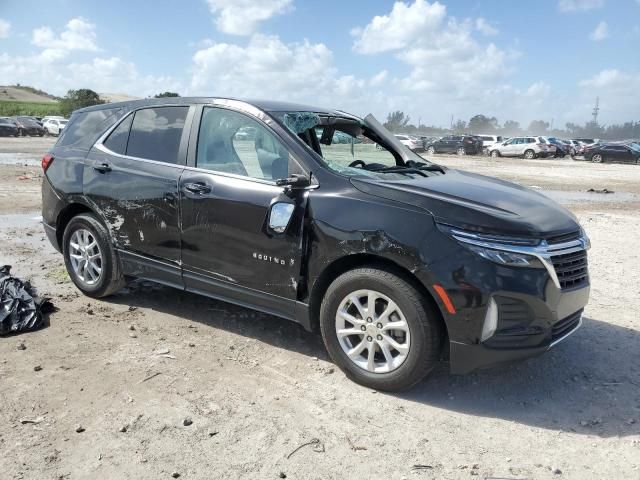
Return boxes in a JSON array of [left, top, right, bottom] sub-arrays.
[[1, 137, 639, 480]]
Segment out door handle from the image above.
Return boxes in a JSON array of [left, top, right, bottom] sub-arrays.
[[184, 182, 212, 194], [93, 162, 112, 173]]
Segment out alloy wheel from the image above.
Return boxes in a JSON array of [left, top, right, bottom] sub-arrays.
[[592, 154, 603, 163], [68, 228, 103, 286], [335, 289, 411, 373]]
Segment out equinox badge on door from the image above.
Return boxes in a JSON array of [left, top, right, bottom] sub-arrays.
[[252, 252, 294, 266]]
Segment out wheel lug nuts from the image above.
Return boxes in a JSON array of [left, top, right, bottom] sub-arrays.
[[377, 335, 383, 341], [376, 323, 382, 328], [366, 317, 372, 323], [360, 325, 366, 331], [366, 336, 373, 342]]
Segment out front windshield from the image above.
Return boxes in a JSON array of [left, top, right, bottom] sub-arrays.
[[313, 125, 399, 177], [274, 111, 439, 180]]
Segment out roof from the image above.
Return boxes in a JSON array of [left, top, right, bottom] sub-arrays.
[[76, 97, 350, 118]]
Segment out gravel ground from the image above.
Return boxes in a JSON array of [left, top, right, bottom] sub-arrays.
[[0, 137, 639, 480]]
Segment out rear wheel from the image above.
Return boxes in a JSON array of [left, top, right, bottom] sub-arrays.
[[426, 146, 435, 155], [524, 149, 535, 159], [490, 150, 500, 158], [591, 154, 603, 163], [456, 147, 465, 156], [63, 213, 125, 298], [320, 267, 443, 391]]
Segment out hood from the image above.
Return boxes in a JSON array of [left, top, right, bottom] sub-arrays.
[[351, 169, 579, 239]]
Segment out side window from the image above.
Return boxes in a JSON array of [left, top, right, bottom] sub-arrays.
[[196, 107, 294, 181], [103, 114, 133, 155], [58, 108, 122, 149], [126, 107, 188, 164]]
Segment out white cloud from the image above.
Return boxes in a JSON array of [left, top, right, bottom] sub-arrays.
[[206, 0, 293, 35], [475, 18, 498, 36], [558, 0, 605, 12], [369, 70, 388, 86], [351, 2, 515, 102], [590, 21, 609, 41], [31, 17, 99, 53], [351, 0, 446, 54], [192, 34, 337, 99], [0, 19, 11, 38], [576, 69, 640, 122], [0, 18, 180, 98]]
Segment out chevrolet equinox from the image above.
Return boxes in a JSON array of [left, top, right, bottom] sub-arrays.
[[42, 98, 590, 391]]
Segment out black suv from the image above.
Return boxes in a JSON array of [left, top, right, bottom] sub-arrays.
[[42, 98, 590, 391], [425, 135, 482, 156]]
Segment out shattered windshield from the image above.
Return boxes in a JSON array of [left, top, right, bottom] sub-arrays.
[[274, 111, 441, 179]]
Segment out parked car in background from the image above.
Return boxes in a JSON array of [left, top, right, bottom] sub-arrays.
[[41, 115, 66, 126], [0, 117, 19, 136], [394, 134, 423, 151], [543, 137, 569, 157], [585, 143, 640, 164], [489, 136, 549, 159], [43, 118, 68, 136], [476, 134, 504, 154], [11, 116, 45, 136], [425, 135, 482, 155]]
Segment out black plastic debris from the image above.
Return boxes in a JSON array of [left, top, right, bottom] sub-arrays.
[[587, 188, 614, 194], [0, 265, 53, 335]]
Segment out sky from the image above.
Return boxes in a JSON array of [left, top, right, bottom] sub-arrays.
[[0, 0, 639, 128]]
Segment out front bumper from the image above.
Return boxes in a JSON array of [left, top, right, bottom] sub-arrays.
[[416, 228, 591, 374], [448, 290, 588, 374]]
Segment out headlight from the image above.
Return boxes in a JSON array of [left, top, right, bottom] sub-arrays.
[[465, 244, 540, 267], [437, 223, 544, 268]]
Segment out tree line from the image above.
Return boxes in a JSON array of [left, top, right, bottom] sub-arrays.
[[383, 111, 640, 141]]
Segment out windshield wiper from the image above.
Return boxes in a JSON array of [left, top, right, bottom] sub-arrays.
[[405, 160, 446, 174], [367, 166, 429, 177]]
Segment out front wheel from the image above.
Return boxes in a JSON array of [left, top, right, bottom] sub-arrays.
[[524, 149, 535, 159], [320, 268, 443, 391], [490, 150, 500, 158], [426, 146, 435, 155], [456, 147, 465, 156], [63, 213, 125, 298], [591, 154, 603, 163]]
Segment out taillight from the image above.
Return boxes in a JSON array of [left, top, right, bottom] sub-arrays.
[[42, 154, 54, 172]]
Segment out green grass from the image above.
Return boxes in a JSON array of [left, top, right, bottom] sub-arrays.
[[0, 101, 63, 117]]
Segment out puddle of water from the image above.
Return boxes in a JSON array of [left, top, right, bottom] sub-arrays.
[[541, 189, 637, 204]]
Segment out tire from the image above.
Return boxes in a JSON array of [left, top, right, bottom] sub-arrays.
[[456, 147, 465, 156], [524, 149, 535, 159], [320, 267, 443, 391], [62, 213, 125, 298], [490, 150, 500, 158], [426, 146, 435, 155], [591, 154, 603, 163]]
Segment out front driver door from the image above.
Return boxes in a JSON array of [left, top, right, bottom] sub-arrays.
[[179, 105, 308, 320]]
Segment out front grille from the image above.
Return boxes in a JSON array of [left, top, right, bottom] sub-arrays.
[[551, 249, 589, 289], [547, 230, 581, 244], [552, 309, 582, 341]]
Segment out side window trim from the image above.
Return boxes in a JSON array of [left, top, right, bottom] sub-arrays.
[[185, 104, 309, 186], [94, 104, 195, 167]]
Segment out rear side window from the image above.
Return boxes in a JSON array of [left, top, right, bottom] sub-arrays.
[[58, 108, 122, 149], [126, 107, 188, 164], [103, 114, 133, 155]]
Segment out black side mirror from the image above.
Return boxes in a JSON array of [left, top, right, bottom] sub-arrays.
[[276, 173, 311, 189]]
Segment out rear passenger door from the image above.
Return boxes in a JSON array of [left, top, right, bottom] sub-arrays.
[[85, 105, 194, 283]]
